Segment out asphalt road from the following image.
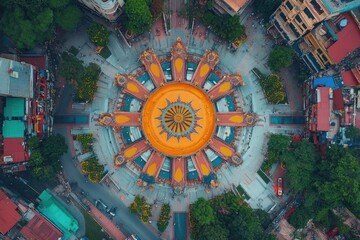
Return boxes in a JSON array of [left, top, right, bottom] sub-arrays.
[[55, 85, 159, 240]]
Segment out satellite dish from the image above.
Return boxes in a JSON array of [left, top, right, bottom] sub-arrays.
[[339, 19, 348, 28]]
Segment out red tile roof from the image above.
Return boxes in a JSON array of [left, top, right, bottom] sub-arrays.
[[333, 89, 344, 111], [20, 56, 46, 69], [341, 70, 359, 87], [0, 190, 22, 234], [20, 211, 63, 240], [3, 138, 28, 164], [316, 87, 330, 131], [327, 13, 360, 64]]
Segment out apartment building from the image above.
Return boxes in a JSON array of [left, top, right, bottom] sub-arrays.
[[77, 0, 125, 22], [300, 10, 360, 72], [268, 0, 360, 45], [213, 0, 252, 16]]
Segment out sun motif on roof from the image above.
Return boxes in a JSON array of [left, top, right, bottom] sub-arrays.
[[156, 97, 202, 142], [97, 37, 257, 195]]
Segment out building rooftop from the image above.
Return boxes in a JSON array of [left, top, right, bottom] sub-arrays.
[[4, 97, 25, 118], [327, 12, 360, 64], [20, 210, 63, 240], [223, 0, 247, 12], [341, 70, 359, 87], [322, 0, 360, 14], [0, 57, 34, 98], [37, 190, 79, 240], [316, 87, 331, 132], [3, 138, 27, 164], [2, 120, 24, 138], [20, 55, 46, 70], [0, 190, 22, 235]]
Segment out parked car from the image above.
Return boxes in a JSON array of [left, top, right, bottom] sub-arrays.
[[95, 199, 108, 211], [126, 234, 140, 240], [277, 178, 283, 197], [108, 207, 116, 217]]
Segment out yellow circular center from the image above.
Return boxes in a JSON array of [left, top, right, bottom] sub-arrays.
[[174, 113, 184, 123], [141, 82, 216, 157]]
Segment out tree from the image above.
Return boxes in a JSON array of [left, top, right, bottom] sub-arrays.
[[268, 46, 295, 71], [54, 5, 82, 31], [42, 134, 68, 162], [76, 63, 101, 103], [49, 0, 69, 9], [157, 204, 171, 232], [28, 136, 40, 150], [345, 125, 360, 139], [87, 23, 110, 47], [0, 0, 81, 49], [191, 197, 215, 226], [59, 52, 85, 84], [150, 0, 163, 20], [124, 0, 152, 36], [140, 204, 152, 223], [260, 74, 285, 104], [198, 224, 229, 240], [81, 157, 104, 183], [29, 150, 44, 167], [267, 134, 291, 164], [284, 140, 317, 192], [253, 0, 282, 21], [203, 11, 245, 42]]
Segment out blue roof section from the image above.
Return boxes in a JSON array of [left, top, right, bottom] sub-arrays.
[[211, 157, 223, 168], [133, 156, 146, 169], [0, 58, 34, 98], [314, 76, 343, 89]]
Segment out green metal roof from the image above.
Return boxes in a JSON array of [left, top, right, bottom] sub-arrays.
[[4, 97, 25, 118], [2, 120, 24, 138], [37, 190, 79, 240]]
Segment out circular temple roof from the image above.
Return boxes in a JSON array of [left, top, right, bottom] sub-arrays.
[[141, 82, 216, 157]]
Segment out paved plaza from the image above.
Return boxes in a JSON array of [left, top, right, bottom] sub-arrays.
[[58, 8, 304, 239]]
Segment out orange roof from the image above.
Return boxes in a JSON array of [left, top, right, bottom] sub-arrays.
[[20, 211, 62, 240], [0, 190, 22, 234], [223, 0, 247, 12]]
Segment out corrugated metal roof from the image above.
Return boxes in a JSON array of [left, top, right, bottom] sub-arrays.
[[0, 190, 22, 234], [37, 190, 79, 240], [3, 138, 27, 163], [4, 97, 25, 118], [20, 211, 63, 240], [327, 12, 360, 64], [316, 87, 330, 132], [0, 58, 34, 98], [2, 120, 24, 138]]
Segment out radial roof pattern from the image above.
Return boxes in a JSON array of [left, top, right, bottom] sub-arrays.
[[98, 37, 257, 194]]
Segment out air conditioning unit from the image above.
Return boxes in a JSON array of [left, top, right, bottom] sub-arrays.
[[3, 156, 13, 163]]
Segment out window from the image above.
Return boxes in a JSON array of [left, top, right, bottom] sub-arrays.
[[310, 0, 324, 15], [295, 15, 303, 23], [290, 23, 300, 37], [285, 1, 294, 11], [304, 7, 315, 20], [280, 12, 287, 22]]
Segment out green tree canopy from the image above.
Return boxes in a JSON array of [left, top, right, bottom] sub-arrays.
[[284, 140, 317, 192], [124, 0, 152, 36], [268, 46, 295, 71], [54, 5, 82, 31], [267, 134, 291, 163], [203, 11, 245, 42], [191, 197, 215, 226], [0, 0, 82, 48], [253, 0, 282, 21], [345, 125, 360, 139], [28, 136, 40, 150], [76, 63, 101, 103], [49, 0, 69, 9], [198, 224, 229, 240], [87, 23, 110, 47], [59, 52, 85, 83], [41, 134, 68, 162]]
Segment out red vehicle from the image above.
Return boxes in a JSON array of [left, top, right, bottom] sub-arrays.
[[277, 178, 283, 197]]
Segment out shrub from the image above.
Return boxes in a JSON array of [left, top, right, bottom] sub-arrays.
[[157, 204, 171, 232]]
